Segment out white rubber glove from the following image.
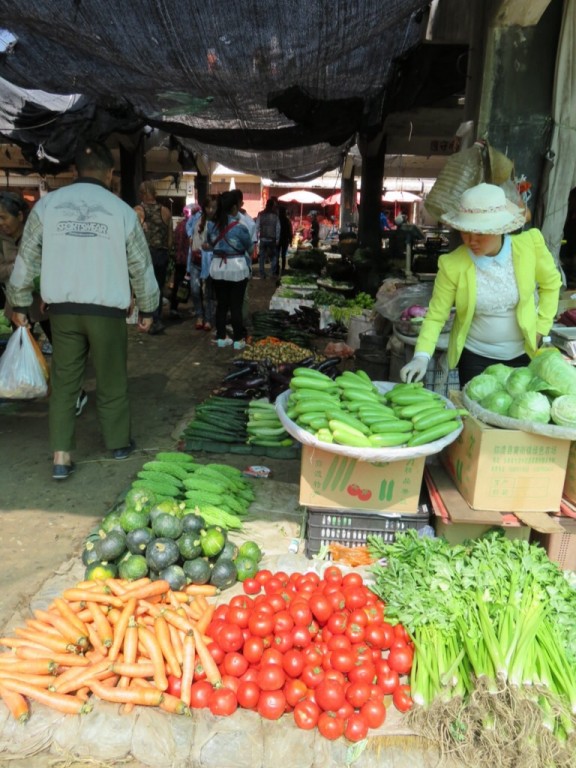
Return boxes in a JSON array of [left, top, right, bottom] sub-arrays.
[[400, 354, 430, 383]]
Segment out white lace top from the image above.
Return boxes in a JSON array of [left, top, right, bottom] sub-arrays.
[[465, 236, 526, 359]]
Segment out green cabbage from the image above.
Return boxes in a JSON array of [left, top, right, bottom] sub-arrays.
[[483, 363, 514, 387], [508, 392, 551, 424], [505, 368, 534, 398], [466, 374, 501, 402], [529, 349, 576, 396], [479, 390, 513, 415], [550, 395, 576, 427]]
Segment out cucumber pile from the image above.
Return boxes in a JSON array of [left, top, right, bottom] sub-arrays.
[[181, 397, 248, 444], [285, 370, 467, 448], [82, 453, 262, 591], [246, 399, 294, 448]]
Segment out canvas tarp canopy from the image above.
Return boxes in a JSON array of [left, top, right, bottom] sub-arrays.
[[0, 0, 442, 178]]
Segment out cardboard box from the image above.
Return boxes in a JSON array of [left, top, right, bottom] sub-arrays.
[[531, 518, 576, 570], [562, 441, 576, 505], [425, 464, 531, 543], [442, 413, 570, 512], [299, 444, 425, 513]]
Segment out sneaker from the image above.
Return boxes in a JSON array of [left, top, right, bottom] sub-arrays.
[[149, 321, 166, 335], [217, 338, 233, 348], [233, 340, 246, 350], [41, 341, 53, 355], [52, 462, 75, 481], [75, 390, 88, 417], [112, 439, 136, 461]]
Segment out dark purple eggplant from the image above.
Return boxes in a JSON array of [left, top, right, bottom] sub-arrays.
[[232, 359, 259, 369], [269, 370, 291, 385], [223, 365, 258, 382], [315, 357, 342, 372]]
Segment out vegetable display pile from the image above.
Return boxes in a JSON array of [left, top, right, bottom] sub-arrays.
[[466, 349, 576, 427], [287, 248, 327, 273], [246, 398, 294, 449], [0, 577, 219, 722], [284, 370, 466, 448], [251, 310, 315, 347], [215, 355, 340, 407], [368, 531, 576, 767], [193, 565, 414, 741], [84, 453, 260, 592], [181, 396, 248, 442]]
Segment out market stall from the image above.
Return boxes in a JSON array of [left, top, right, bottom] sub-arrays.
[[1, 331, 576, 768]]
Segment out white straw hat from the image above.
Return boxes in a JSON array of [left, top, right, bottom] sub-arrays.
[[440, 183, 526, 235]]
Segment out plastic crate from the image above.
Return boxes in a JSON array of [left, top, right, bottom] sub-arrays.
[[305, 506, 431, 558]]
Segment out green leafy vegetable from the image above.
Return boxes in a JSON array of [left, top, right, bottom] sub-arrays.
[[550, 395, 576, 427], [483, 363, 514, 386], [529, 348, 576, 396], [508, 391, 551, 423], [466, 374, 501, 402], [479, 390, 513, 415], [504, 367, 534, 397], [368, 531, 576, 738]]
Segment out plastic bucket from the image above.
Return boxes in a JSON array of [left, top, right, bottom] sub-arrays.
[[347, 314, 374, 350], [354, 349, 389, 381], [359, 331, 387, 351]]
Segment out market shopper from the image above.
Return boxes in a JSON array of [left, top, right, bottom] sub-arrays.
[[278, 205, 293, 273], [0, 192, 51, 344], [310, 211, 320, 247], [206, 191, 253, 349], [134, 181, 173, 335], [7, 140, 159, 480], [400, 183, 562, 386], [168, 209, 191, 321], [188, 194, 218, 331], [256, 197, 280, 278]]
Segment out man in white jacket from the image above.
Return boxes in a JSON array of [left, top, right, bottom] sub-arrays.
[[8, 141, 159, 480]]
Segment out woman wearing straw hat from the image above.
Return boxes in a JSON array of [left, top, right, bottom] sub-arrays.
[[400, 183, 562, 386]]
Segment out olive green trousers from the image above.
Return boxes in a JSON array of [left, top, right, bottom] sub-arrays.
[[49, 314, 130, 452]]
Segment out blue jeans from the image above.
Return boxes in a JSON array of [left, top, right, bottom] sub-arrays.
[[189, 264, 204, 319], [258, 240, 278, 276]]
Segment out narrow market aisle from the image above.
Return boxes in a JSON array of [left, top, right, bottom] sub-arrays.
[[0, 277, 299, 631]]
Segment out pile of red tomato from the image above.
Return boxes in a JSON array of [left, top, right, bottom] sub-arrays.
[[177, 565, 414, 742]]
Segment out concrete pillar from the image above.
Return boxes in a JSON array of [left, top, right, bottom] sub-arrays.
[[357, 129, 386, 254], [195, 173, 209, 205], [340, 174, 356, 231], [119, 139, 145, 206]]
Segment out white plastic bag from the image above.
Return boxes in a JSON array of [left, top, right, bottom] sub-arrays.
[[0, 327, 48, 399]]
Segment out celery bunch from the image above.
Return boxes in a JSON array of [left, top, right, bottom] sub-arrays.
[[368, 531, 576, 736]]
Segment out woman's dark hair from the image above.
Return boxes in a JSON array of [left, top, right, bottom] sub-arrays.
[[74, 141, 115, 175], [198, 194, 218, 234], [0, 191, 29, 219], [214, 191, 238, 231]]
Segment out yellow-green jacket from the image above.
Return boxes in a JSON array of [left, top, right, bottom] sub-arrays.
[[414, 229, 561, 368]]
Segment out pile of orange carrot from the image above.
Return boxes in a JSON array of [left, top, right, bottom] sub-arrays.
[[0, 577, 219, 723]]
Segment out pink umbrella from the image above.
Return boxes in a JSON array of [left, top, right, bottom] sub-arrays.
[[277, 190, 325, 223], [321, 191, 361, 207]]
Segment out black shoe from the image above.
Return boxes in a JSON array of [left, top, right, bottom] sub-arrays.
[[52, 462, 76, 481], [75, 390, 88, 417], [112, 439, 136, 461], [149, 321, 166, 335]]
